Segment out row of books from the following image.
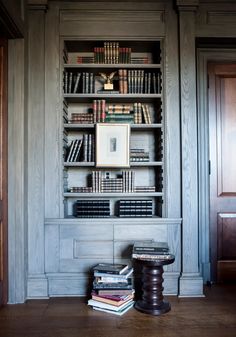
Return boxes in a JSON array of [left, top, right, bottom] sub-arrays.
[[65, 138, 152, 163], [88, 263, 134, 315], [132, 241, 174, 261], [91, 170, 135, 193], [63, 72, 95, 94], [130, 148, 150, 162], [72, 199, 154, 218], [133, 102, 152, 124], [75, 54, 150, 65], [94, 42, 131, 64], [73, 200, 110, 218], [119, 69, 161, 94], [68, 102, 152, 124], [63, 70, 161, 94], [69, 182, 156, 195], [117, 199, 153, 218], [65, 134, 94, 162]]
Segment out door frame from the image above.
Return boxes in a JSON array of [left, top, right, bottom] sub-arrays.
[[197, 48, 236, 283]]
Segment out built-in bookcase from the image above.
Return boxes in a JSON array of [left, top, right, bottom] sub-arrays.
[[61, 40, 164, 219]]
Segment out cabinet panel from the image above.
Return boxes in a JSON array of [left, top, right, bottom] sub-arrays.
[[114, 223, 167, 241], [45, 218, 181, 295], [60, 10, 165, 38], [59, 223, 113, 272], [60, 223, 113, 240]]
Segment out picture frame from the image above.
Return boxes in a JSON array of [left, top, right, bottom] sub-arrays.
[[96, 123, 130, 167]]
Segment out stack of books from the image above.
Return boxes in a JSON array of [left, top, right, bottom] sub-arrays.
[[132, 241, 173, 261], [73, 200, 110, 218], [88, 263, 134, 316], [91, 170, 135, 193], [69, 112, 94, 124], [130, 148, 150, 162], [117, 199, 153, 218]]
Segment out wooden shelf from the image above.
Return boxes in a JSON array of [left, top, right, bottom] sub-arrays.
[[64, 161, 163, 167], [64, 192, 163, 197], [64, 123, 163, 130], [63, 93, 162, 103], [64, 63, 161, 69]]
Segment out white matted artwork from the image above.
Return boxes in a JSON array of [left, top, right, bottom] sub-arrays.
[[96, 123, 130, 167]]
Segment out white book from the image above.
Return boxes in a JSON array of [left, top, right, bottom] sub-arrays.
[[92, 301, 134, 316], [88, 298, 133, 312], [94, 267, 133, 279]]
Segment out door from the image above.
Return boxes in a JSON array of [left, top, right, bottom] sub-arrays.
[[208, 63, 236, 283], [0, 37, 8, 305]]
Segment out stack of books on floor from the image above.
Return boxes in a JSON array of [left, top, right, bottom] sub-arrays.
[[88, 263, 134, 316], [132, 241, 174, 260]]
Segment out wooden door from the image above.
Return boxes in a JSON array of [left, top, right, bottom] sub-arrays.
[[0, 37, 8, 305], [208, 63, 236, 283]]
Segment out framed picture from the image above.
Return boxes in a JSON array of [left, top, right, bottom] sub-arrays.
[[96, 123, 130, 167]]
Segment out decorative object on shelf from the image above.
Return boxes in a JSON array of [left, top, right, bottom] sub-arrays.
[[96, 123, 130, 168], [99, 71, 116, 90]]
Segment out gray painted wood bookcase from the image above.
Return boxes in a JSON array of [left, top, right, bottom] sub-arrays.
[[27, 1, 183, 299]]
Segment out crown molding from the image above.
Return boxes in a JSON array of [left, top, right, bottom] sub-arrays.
[[28, 0, 48, 11], [176, 0, 199, 11]]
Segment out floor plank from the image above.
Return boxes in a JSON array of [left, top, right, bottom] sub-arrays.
[[0, 284, 235, 337]]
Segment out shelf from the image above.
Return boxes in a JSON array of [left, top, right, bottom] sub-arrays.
[[64, 161, 163, 167], [64, 123, 163, 130], [64, 192, 163, 197], [64, 63, 161, 69], [64, 93, 162, 103], [62, 39, 164, 218]]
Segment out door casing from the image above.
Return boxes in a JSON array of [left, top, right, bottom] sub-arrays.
[[197, 49, 236, 283]]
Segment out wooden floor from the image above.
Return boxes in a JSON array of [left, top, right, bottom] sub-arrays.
[[0, 284, 236, 337]]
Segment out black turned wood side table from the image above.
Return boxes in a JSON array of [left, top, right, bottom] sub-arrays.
[[133, 255, 175, 315]]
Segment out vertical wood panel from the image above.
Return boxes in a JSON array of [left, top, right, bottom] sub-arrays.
[[179, 11, 199, 273], [28, 10, 45, 274], [179, 9, 203, 296], [8, 39, 26, 303], [217, 214, 236, 260], [0, 38, 8, 305], [165, 4, 181, 218], [45, 224, 59, 273], [45, 4, 61, 217], [217, 76, 236, 195]]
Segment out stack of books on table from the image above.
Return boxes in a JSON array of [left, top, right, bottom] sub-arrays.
[[132, 241, 174, 261], [88, 263, 134, 316]]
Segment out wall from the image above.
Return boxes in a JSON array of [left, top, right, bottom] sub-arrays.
[[8, 0, 236, 302]]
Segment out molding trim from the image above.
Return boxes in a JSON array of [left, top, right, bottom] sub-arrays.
[[28, 4, 48, 11], [60, 9, 164, 23], [179, 273, 204, 297], [197, 48, 236, 283], [176, 0, 199, 11], [27, 274, 49, 298]]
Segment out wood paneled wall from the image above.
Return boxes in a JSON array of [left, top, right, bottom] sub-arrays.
[[7, 0, 236, 302]]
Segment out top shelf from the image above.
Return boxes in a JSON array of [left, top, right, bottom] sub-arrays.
[[64, 63, 161, 69]]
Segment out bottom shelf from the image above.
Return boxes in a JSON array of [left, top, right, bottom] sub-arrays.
[[64, 196, 163, 218]]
